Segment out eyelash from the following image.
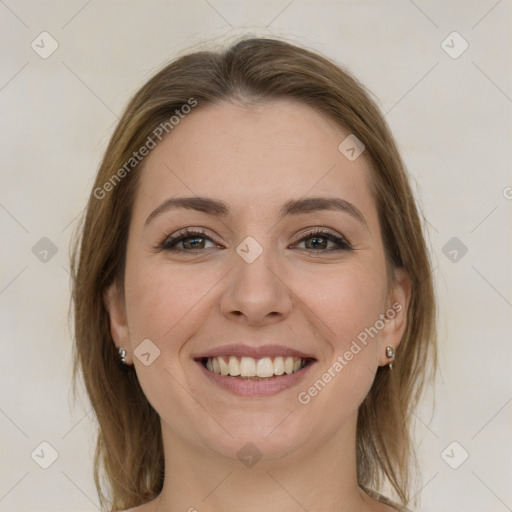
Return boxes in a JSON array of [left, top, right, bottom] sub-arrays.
[[156, 228, 352, 255]]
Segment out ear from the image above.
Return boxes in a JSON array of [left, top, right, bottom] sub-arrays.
[[103, 281, 132, 365], [378, 267, 411, 366]]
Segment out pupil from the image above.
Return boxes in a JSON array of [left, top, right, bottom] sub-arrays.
[[185, 237, 203, 249], [308, 236, 326, 250]]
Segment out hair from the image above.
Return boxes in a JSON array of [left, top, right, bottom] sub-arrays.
[[70, 35, 437, 512]]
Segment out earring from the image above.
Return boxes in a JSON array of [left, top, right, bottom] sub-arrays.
[[119, 347, 127, 365], [385, 346, 395, 369]]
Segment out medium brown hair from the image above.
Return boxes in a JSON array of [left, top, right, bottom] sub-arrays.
[[70, 35, 437, 512]]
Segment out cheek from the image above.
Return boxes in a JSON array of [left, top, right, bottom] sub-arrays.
[[295, 262, 387, 405], [301, 261, 387, 346], [124, 258, 222, 348], [122, 261, 212, 419]]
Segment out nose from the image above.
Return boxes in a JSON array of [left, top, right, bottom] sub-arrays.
[[219, 240, 293, 326]]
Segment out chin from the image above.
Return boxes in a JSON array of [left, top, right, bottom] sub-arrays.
[[197, 412, 318, 467]]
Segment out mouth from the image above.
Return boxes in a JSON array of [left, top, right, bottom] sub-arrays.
[[193, 347, 317, 397], [199, 355, 315, 379]]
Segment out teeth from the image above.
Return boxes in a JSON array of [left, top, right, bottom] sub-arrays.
[[228, 356, 240, 376], [256, 357, 274, 378], [240, 356, 256, 377], [273, 356, 285, 375], [218, 357, 229, 375], [204, 355, 307, 377]]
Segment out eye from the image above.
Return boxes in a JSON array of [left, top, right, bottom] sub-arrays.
[[157, 228, 220, 254], [292, 228, 352, 253]]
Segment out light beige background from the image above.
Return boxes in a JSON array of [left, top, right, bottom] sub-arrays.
[[1, 1, 511, 511]]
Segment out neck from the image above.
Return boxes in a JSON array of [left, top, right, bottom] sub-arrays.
[[153, 413, 375, 512]]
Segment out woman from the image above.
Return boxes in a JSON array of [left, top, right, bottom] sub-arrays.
[[71, 36, 437, 512]]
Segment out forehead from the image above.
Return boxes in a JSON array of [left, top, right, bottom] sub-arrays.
[[133, 99, 377, 225]]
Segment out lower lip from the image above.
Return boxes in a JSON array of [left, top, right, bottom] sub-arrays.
[[195, 360, 316, 397]]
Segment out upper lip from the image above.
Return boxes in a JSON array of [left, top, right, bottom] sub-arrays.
[[193, 344, 317, 361]]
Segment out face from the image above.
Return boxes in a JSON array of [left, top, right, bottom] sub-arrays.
[[105, 99, 410, 466]]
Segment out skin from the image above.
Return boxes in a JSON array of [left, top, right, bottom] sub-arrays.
[[104, 99, 410, 512]]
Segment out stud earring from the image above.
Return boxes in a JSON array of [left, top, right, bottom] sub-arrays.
[[119, 347, 127, 365], [385, 346, 395, 369]]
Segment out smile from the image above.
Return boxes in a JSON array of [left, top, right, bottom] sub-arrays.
[[203, 355, 310, 379]]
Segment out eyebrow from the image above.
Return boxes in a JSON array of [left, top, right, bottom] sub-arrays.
[[144, 196, 368, 228]]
